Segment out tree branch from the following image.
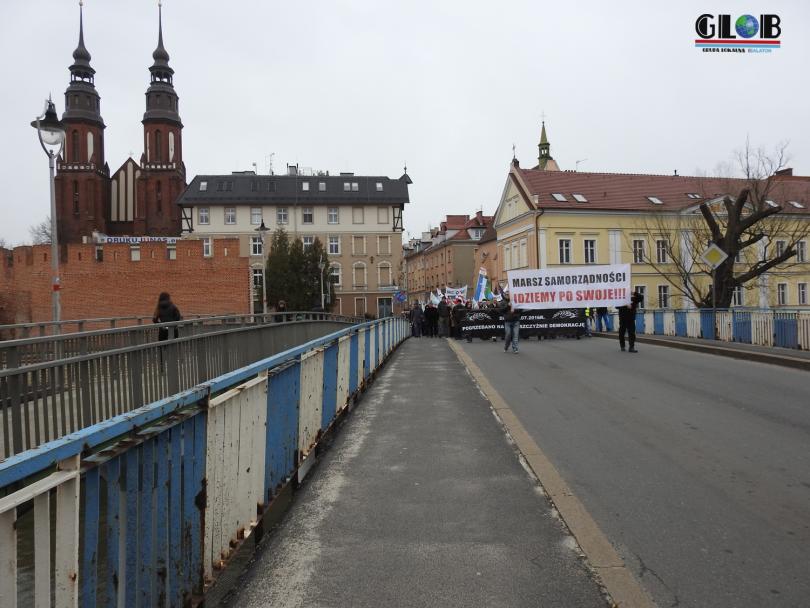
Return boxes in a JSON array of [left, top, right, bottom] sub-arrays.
[[699, 204, 723, 243]]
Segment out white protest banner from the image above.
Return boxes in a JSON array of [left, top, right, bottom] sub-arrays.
[[506, 264, 631, 309], [444, 285, 468, 300]]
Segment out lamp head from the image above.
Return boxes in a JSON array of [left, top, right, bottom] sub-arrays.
[[31, 97, 66, 152]]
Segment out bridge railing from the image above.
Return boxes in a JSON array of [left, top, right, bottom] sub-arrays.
[[0, 316, 408, 608], [0, 314, 362, 458], [606, 308, 810, 350], [0, 314, 214, 341], [0, 312, 364, 370]]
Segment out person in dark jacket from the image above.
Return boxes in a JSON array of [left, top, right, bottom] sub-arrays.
[[424, 303, 439, 337], [409, 302, 425, 338], [437, 299, 451, 337], [153, 292, 182, 341], [500, 297, 522, 353], [451, 299, 466, 339], [618, 291, 643, 352], [274, 300, 287, 323]]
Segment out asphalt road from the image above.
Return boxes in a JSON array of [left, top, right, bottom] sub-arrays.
[[460, 335, 810, 608]]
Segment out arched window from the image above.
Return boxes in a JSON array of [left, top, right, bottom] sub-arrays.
[[155, 130, 162, 162], [329, 262, 342, 286], [72, 181, 79, 214], [352, 262, 367, 288], [156, 181, 163, 213], [378, 262, 392, 287], [71, 130, 80, 162]]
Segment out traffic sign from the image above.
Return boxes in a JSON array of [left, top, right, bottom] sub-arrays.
[[701, 243, 728, 269]]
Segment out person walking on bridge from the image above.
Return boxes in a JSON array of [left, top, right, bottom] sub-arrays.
[[410, 301, 425, 338], [153, 292, 182, 341], [499, 297, 522, 353], [618, 291, 643, 353]]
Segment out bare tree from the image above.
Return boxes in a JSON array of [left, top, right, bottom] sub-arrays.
[[29, 217, 52, 245], [629, 141, 810, 308]]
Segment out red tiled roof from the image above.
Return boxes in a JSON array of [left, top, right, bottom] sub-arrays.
[[514, 168, 810, 214]]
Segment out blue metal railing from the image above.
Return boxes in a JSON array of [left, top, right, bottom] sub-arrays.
[[0, 316, 409, 608]]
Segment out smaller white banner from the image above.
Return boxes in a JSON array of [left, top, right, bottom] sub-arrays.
[[507, 264, 631, 309], [444, 285, 467, 299]]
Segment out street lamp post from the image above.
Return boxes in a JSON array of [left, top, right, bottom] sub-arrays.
[[318, 255, 326, 312], [255, 221, 269, 315], [31, 97, 66, 330]]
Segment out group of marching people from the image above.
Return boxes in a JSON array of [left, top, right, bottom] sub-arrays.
[[409, 298, 474, 338]]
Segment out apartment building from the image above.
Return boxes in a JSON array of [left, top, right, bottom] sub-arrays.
[[176, 167, 411, 317]]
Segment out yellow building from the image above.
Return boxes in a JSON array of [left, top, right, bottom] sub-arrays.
[[492, 128, 810, 309]]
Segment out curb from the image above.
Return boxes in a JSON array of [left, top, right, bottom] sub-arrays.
[[448, 340, 657, 608], [592, 333, 810, 372]]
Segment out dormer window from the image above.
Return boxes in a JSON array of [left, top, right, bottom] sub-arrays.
[[199, 181, 208, 191], [647, 196, 664, 205], [376, 182, 383, 191], [572, 193, 588, 203], [789, 201, 806, 209], [551, 193, 567, 202]]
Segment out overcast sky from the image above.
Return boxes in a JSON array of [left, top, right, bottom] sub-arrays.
[[1, 0, 808, 245]]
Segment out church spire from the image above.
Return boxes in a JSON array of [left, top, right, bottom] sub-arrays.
[[538, 120, 553, 169], [143, 1, 182, 127], [63, 0, 103, 126]]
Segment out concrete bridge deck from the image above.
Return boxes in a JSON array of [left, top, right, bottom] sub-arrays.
[[222, 338, 611, 608]]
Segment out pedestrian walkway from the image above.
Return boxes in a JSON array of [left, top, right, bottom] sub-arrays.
[[594, 331, 810, 370], [222, 338, 609, 608]]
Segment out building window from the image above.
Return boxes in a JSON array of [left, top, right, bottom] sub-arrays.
[[379, 262, 392, 287], [328, 236, 341, 255], [355, 297, 366, 316], [251, 180, 258, 192], [353, 262, 367, 287], [72, 181, 80, 214], [156, 182, 163, 213], [203, 237, 212, 257], [584, 239, 597, 264], [302, 236, 314, 249], [777, 283, 787, 306], [155, 131, 162, 162], [351, 182, 359, 192], [343, 182, 351, 192], [167, 245, 177, 260], [198, 207, 209, 225], [302, 207, 314, 224], [519, 238, 528, 267], [319, 182, 326, 192], [267, 180, 276, 192], [71, 130, 80, 162], [252, 269, 263, 291], [330, 263, 342, 286], [277, 207, 288, 225], [224, 180, 233, 192], [633, 239, 645, 263], [504, 244, 512, 270], [657, 285, 670, 308], [559, 239, 571, 264], [302, 181, 310, 191], [656, 239, 669, 264], [775, 240, 786, 258], [328, 207, 339, 224], [224, 207, 236, 225], [199, 181, 208, 191], [216, 181, 224, 192], [635, 285, 646, 308], [732, 286, 743, 307], [376, 182, 383, 191], [130, 246, 141, 261], [352, 207, 364, 224], [377, 235, 391, 255], [251, 207, 262, 225], [799, 283, 808, 305], [352, 236, 366, 255], [250, 236, 263, 256], [797, 241, 807, 262], [377, 206, 389, 224]]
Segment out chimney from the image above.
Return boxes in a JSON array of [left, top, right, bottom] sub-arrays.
[[512, 157, 520, 168], [775, 168, 793, 176]]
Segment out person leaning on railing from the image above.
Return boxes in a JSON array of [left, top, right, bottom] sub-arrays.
[[153, 292, 182, 341]]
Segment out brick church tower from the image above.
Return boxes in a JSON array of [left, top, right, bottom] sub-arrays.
[[53, 3, 109, 244], [135, 4, 185, 236]]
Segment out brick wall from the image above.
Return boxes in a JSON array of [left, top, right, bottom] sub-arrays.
[[0, 239, 249, 324]]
